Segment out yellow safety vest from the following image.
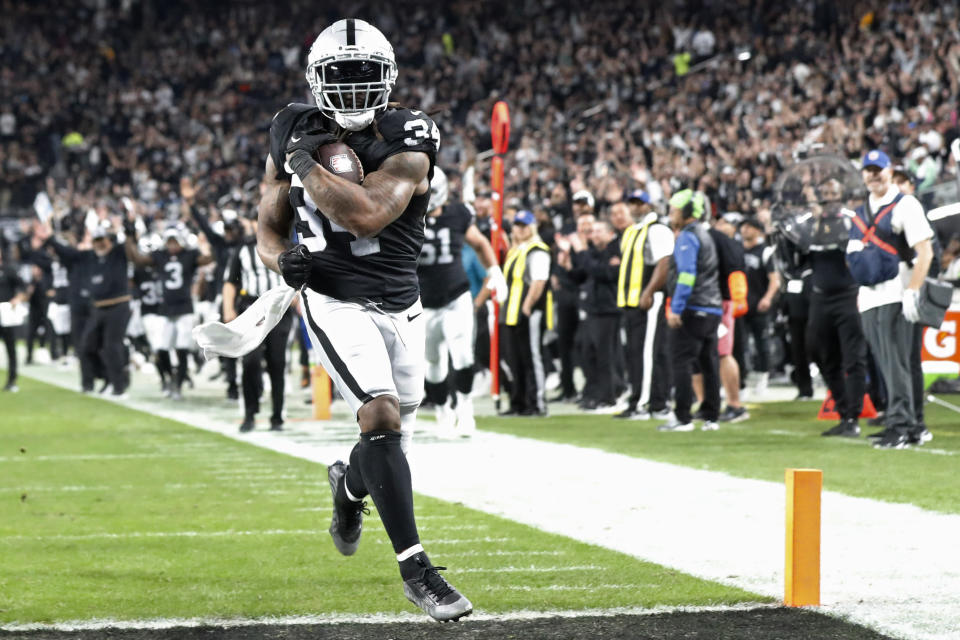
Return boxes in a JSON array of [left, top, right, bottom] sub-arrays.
[[617, 221, 652, 307], [503, 239, 550, 326]]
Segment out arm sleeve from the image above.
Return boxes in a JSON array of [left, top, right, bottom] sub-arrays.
[[189, 205, 226, 249], [670, 230, 700, 315], [226, 251, 242, 288], [48, 239, 83, 265]]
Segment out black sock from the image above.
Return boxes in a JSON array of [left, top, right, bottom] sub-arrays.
[[176, 349, 190, 387], [357, 429, 419, 554], [156, 350, 172, 382], [344, 441, 368, 500], [399, 550, 432, 581], [424, 380, 448, 407], [453, 367, 474, 395]]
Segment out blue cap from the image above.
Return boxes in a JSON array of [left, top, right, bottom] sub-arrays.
[[626, 189, 650, 203], [862, 149, 891, 170], [513, 210, 536, 226]]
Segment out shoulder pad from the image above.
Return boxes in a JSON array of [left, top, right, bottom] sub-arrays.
[[269, 103, 320, 180], [375, 107, 440, 159]]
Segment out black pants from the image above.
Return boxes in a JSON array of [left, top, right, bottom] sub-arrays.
[[623, 304, 671, 411], [26, 297, 50, 363], [787, 314, 812, 396], [910, 322, 925, 426], [742, 311, 771, 373], [554, 300, 580, 397], [501, 311, 545, 414], [581, 314, 620, 405], [71, 302, 97, 391], [242, 309, 293, 420], [82, 302, 131, 394], [671, 310, 721, 424], [1, 325, 17, 387], [807, 291, 866, 421], [474, 303, 490, 371]]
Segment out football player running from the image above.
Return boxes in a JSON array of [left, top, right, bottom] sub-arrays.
[[418, 168, 505, 436], [256, 19, 471, 622]]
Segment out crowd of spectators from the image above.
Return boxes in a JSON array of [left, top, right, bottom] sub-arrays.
[[1, 0, 959, 236]]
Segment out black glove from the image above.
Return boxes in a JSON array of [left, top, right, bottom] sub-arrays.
[[277, 244, 312, 289], [286, 129, 338, 181], [123, 219, 137, 238]]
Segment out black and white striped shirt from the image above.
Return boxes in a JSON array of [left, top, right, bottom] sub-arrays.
[[227, 241, 282, 300]]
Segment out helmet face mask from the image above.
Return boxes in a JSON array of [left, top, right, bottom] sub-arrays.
[[306, 19, 398, 131]]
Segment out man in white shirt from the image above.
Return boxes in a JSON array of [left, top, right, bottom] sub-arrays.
[[851, 150, 934, 449]]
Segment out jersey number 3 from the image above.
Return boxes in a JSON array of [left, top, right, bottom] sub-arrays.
[[404, 116, 440, 149]]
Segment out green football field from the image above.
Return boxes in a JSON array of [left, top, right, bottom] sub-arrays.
[[2, 372, 958, 626], [0, 376, 761, 624]]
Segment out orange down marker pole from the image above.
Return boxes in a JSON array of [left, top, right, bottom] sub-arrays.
[[489, 101, 510, 408], [312, 365, 331, 420], [785, 468, 822, 607]]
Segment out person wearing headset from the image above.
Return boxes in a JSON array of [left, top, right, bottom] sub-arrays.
[[658, 189, 723, 432]]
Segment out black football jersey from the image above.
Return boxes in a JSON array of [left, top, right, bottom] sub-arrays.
[[269, 104, 439, 311], [417, 202, 475, 309], [133, 265, 164, 316], [151, 249, 199, 316]]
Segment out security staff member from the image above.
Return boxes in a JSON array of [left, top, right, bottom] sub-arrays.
[[49, 225, 131, 396], [778, 177, 868, 437], [659, 190, 723, 431], [500, 210, 550, 416], [224, 231, 291, 432], [614, 201, 674, 419]]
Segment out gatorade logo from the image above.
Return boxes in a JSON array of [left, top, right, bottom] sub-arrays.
[[924, 320, 957, 360]]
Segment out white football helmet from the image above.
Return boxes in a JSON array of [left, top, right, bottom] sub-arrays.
[[305, 19, 398, 131], [428, 167, 448, 212]]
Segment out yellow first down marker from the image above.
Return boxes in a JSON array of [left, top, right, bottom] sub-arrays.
[[785, 468, 822, 607]]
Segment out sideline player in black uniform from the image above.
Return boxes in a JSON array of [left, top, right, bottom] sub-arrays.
[[126, 225, 212, 399], [255, 18, 471, 622], [131, 236, 172, 393], [418, 168, 505, 436]]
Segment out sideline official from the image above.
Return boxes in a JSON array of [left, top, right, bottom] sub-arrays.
[[224, 228, 292, 432]]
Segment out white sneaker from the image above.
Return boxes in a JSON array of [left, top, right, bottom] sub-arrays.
[[545, 371, 560, 391], [658, 420, 694, 432], [754, 372, 769, 397], [651, 408, 674, 421], [454, 394, 476, 437], [435, 401, 456, 431], [701, 421, 719, 431]]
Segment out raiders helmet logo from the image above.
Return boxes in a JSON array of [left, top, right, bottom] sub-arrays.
[[329, 154, 355, 174]]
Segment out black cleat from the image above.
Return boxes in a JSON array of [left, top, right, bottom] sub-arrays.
[[327, 461, 367, 556], [239, 416, 255, 432], [821, 419, 860, 437], [907, 427, 933, 445], [269, 416, 284, 431], [401, 553, 473, 622]]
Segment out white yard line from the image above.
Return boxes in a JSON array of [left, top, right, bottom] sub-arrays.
[[17, 366, 960, 640]]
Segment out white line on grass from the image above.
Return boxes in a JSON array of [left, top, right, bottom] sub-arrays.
[[0, 453, 196, 462], [0, 603, 779, 631], [457, 564, 603, 573]]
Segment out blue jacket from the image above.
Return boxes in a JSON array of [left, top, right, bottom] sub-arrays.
[[669, 221, 722, 315]]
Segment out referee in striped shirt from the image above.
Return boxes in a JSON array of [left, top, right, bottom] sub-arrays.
[[224, 234, 294, 432]]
